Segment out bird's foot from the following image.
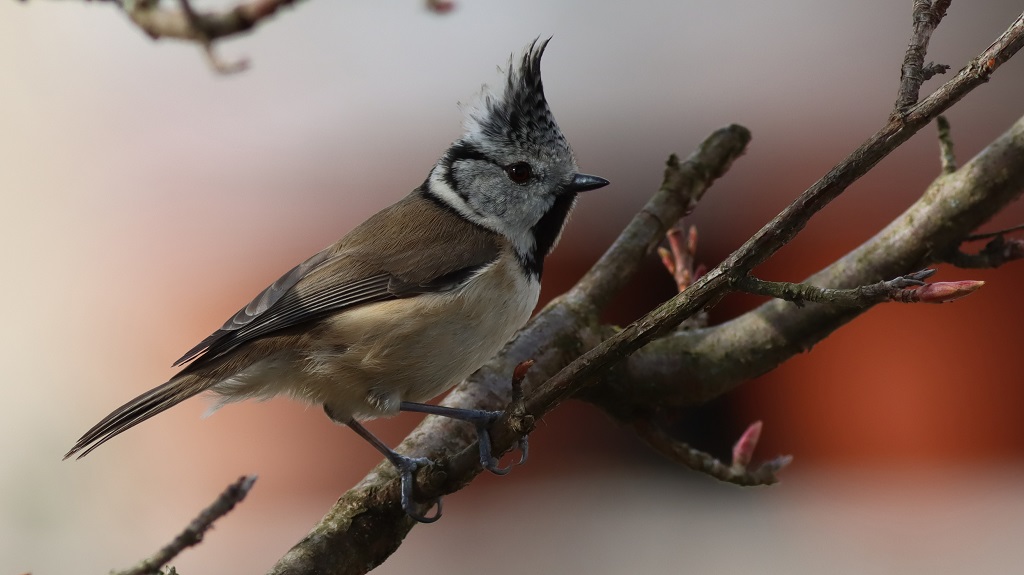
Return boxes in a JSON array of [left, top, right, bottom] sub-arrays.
[[388, 452, 442, 523], [473, 411, 528, 475], [399, 402, 530, 475]]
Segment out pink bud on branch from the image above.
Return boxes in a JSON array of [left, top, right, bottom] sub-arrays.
[[731, 421, 763, 472], [911, 280, 985, 303]]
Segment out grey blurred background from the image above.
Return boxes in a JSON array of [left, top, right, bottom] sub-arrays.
[[2, 1, 1024, 573]]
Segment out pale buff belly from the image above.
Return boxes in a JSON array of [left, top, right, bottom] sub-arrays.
[[209, 259, 539, 420]]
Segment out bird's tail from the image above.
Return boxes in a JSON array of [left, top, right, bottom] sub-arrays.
[[64, 377, 204, 460]]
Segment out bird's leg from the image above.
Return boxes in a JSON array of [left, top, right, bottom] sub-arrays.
[[399, 402, 528, 475], [326, 407, 441, 523]]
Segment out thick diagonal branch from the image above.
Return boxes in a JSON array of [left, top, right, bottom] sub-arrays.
[[587, 112, 1024, 418]]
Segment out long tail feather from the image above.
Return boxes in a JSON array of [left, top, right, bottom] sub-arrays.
[[64, 378, 202, 459]]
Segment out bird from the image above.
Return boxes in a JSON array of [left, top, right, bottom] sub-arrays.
[[64, 38, 608, 522]]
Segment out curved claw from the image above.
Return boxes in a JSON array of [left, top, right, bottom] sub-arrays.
[[516, 435, 529, 466], [485, 457, 514, 475], [394, 455, 442, 523], [476, 426, 508, 475], [477, 425, 528, 475]]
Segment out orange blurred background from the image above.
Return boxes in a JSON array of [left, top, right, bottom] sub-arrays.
[[2, 1, 1024, 573]]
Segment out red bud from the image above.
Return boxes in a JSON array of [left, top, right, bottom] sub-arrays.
[[732, 421, 763, 470], [915, 280, 985, 303]]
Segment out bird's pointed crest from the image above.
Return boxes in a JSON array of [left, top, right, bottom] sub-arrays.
[[461, 38, 570, 154]]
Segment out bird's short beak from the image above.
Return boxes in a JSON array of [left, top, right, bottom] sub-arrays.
[[566, 173, 610, 193]]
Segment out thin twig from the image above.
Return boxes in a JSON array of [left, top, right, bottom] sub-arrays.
[[922, 61, 952, 80], [115, 0, 302, 72], [118, 475, 257, 575], [634, 420, 791, 487], [93, 0, 453, 72], [122, 0, 303, 42], [943, 237, 1024, 268], [964, 223, 1024, 241], [894, 0, 952, 116], [943, 222, 1024, 268], [171, 0, 249, 73], [658, 224, 703, 293], [736, 269, 983, 306], [657, 224, 708, 329], [506, 359, 535, 438], [723, 10, 1024, 278]]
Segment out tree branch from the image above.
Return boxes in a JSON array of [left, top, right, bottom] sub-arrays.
[[942, 235, 1024, 269], [726, 10, 1024, 279], [735, 269, 983, 306], [57, 0, 453, 72], [586, 112, 1024, 418], [118, 475, 257, 575], [894, 0, 952, 115], [634, 420, 791, 487], [120, 0, 303, 42]]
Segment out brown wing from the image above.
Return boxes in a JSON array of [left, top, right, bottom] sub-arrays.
[[172, 189, 502, 368]]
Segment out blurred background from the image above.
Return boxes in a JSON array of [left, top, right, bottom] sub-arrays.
[[2, 0, 1024, 573]]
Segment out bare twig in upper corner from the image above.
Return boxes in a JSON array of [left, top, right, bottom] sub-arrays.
[[122, 0, 302, 42], [894, 0, 953, 116], [718, 10, 1024, 280], [117, 475, 258, 575], [104, 0, 454, 73], [113, 0, 303, 73]]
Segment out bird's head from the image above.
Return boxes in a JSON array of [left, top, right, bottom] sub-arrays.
[[427, 38, 608, 277]]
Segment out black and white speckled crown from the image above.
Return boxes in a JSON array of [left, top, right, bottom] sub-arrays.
[[462, 38, 571, 154]]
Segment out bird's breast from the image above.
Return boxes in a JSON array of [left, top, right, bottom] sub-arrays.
[[303, 253, 540, 417]]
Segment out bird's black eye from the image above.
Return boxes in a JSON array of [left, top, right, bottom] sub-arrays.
[[505, 162, 532, 184]]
